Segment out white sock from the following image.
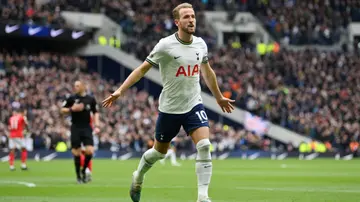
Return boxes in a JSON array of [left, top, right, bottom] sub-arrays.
[[134, 148, 165, 183], [85, 168, 91, 174], [169, 149, 178, 164], [195, 139, 212, 200], [165, 149, 172, 160]]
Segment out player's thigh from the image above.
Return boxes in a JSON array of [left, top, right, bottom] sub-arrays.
[[8, 138, 16, 150], [12, 138, 25, 150], [190, 127, 210, 145], [70, 126, 82, 149], [81, 127, 94, 154], [155, 112, 182, 147], [18, 138, 26, 149], [182, 104, 210, 145]]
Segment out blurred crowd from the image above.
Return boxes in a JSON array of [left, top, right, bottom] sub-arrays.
[[254, 0, 357, 45], [201, 47, 360, 152], [0, 0, 66, 27], [0, 51, 274, 152], [3, 0, 360, 47]]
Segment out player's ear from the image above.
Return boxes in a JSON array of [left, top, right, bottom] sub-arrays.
[[174, 19, 179, 27]]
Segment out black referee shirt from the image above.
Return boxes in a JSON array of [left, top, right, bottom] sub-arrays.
[[62, 94, 98, 127]]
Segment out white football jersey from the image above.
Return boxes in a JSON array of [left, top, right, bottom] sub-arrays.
[[146, 33, 208, 114]]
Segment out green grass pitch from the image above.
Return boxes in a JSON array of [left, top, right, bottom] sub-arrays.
[[1, 159, 359, 202]]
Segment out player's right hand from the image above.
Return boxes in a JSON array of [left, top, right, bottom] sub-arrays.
[[71, 103, 84, 112], [102, 93, 121, 108]]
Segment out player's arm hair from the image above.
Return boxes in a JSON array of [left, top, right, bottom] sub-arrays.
[[201, 62, 223, 100], [93, 112, 100, 128], [112, 61, 153, 95], [91, 98, 100, 127]]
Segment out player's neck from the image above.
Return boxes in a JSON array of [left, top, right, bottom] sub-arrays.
[[78, 92, 86, 97], [176, 31, 192, 44]]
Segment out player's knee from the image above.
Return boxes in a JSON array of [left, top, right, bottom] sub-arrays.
[[72, 148, 81, 156], [85, 147, 94, 155], [196, 139, 211, 160], [144, 148, 166, 164]]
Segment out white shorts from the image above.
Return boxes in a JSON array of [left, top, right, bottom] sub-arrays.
[[9, 138, 26, 149]]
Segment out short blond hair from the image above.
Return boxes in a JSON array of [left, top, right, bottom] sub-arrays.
[[172, 3, 193, 19]]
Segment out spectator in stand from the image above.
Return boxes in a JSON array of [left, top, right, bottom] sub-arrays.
[[0, 0, 66, 27], [199, 47, 360, 153], [0, 51, 270, 152], [253, 0, 359, 45]]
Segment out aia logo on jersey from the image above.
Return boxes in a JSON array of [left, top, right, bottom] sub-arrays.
[[176, 64, 199, 77]]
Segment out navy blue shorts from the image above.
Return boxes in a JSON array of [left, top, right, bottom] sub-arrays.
[[155, 104, 209, 143]]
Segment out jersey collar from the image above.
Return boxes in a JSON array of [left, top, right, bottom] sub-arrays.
[[175, 33, 193, 45]]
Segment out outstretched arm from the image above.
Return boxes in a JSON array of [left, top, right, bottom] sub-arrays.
[[201, 62, 222, 100], [102, 61, 153, 107], [201, 62, 235, 113]]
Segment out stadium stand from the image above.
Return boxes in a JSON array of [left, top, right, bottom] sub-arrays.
[[0, 0, 66, 27], [0, 51, 274, 152], [201, 47, 360, 148], [0, 0, 358, 155]]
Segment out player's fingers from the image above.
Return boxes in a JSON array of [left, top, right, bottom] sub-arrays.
[[226, 107, 231, 113], [229, 103, 234, 110], [103, 101, 110, 107], [221, 106, 225, 113]]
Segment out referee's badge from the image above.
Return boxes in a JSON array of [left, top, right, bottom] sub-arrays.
[[86, 104, 91, 110]]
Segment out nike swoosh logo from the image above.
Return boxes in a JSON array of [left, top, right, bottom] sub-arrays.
[[50, 29, 64, 37], [72, 31, 84, 39], [5, 25, 19, 33], [28, 27, 42, 35], [174, 56, 181, 59]]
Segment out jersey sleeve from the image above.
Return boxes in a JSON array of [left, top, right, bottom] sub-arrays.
[[145, 39, 166, 67], [91, 97, 98, 113], [200, 38, 209, 64], [62, 95, 74, 108]]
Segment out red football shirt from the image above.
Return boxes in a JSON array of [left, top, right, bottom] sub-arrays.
[[9, 114, 25, 138]]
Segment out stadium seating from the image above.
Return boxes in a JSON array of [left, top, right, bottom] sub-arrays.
[[201, 47, 360, 148], [1, 0, 358, 154], [0, 51, 273, 152], [0, 0, 66, 27]]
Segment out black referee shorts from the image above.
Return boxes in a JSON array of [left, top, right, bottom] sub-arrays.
[[70, 125, 94, 149]]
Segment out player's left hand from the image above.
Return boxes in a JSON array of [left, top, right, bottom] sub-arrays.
[[102, 93, 121, 108], [216, 97, 235, 113]]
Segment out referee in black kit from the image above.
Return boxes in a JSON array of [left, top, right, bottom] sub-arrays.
[[61, 81, 100, 183]]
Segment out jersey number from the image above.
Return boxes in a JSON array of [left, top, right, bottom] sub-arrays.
[[195, 110, 208, 123], [10, 117, 19, 130]]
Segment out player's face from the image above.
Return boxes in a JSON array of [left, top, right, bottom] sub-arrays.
[[74, 81, 83, 94], [177, 8, 196, 34]]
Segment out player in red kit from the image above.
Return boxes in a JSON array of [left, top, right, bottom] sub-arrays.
[[80, 115, 94, 180], [8, 108, 28, 171]]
